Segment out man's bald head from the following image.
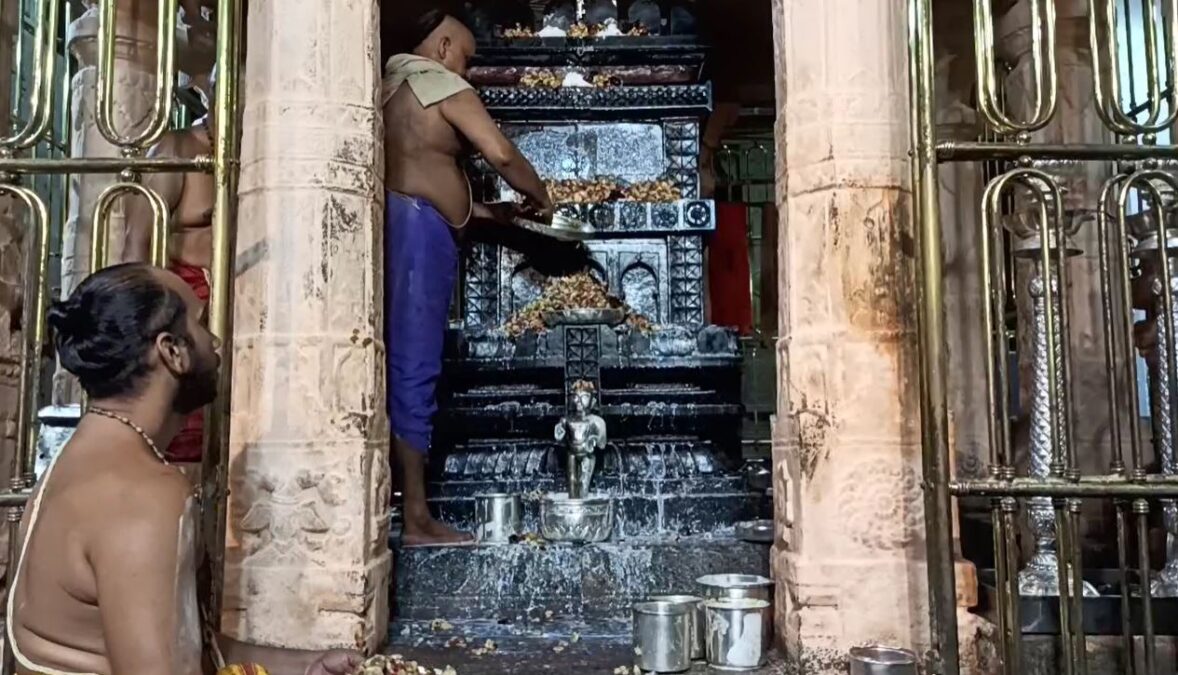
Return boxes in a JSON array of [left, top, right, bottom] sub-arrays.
[[391, 5, 476, 77], [416, 15, 475, 76]]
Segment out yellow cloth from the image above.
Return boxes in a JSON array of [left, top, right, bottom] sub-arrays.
[[381, 53, 473, 108]]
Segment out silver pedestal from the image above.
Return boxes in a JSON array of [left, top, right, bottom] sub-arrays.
[[1019, 268, 1099, 597], [1150, 273, 1178, 597]]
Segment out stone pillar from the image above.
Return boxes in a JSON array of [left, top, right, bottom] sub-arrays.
[[769, 0, 930, 669], [55, 0, 161, 404], [221, 0, 389, 651], [998, 0, 1119, 555]]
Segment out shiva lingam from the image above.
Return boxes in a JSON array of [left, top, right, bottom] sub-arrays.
[[1129, 206, 1178, 597], [540, 309, 618, 543], [555, 383, 607, 499], [543, 380, 614, 542], [1006, 183, 1099, 598]]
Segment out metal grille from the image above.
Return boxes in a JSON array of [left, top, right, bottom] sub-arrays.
[[0, 1, 243, 669], [911, 0, 1178, 673]]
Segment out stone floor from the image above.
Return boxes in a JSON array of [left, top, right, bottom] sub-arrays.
[[383, 642, 788, 675], [387, 619, 787, 674]]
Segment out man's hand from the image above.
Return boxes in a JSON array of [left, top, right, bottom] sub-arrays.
[[525, 194, 555, 225], [305, 650, 363, 675]]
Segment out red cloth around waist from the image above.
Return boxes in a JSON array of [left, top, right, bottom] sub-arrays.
[[707, 202, 754, 335], [166, 261, 209, 462]]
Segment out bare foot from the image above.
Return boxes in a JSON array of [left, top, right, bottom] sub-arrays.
[[402, 514, 473, 547]]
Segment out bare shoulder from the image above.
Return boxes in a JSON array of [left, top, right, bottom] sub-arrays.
[[92, 464, 192, 538], [438, 88, 488, 117], [147, 129, 195, 159]]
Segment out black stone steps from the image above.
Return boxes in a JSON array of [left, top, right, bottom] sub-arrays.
[[390, 533, 770, 623]]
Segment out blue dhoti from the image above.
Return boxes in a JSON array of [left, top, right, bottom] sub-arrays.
[[385, 192, 458, 454]]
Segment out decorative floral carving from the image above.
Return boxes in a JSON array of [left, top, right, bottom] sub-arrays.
[[836, 458, 923, 551]]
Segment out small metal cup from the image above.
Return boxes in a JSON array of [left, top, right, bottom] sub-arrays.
[[633, 600, 692, 673], [473, 493, 521, 544], [704, 598, 771, 671], [648, 595, 705, 660]]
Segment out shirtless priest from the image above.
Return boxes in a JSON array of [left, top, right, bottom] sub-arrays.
[[8, 263, 360, 675], [383, 5, 554, 545], [125, 67, 220, 473]]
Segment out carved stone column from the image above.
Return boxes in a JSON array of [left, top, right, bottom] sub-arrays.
[[221, 0, 389, 650], [998, 0, 1118, 554], [769, 0, 932, 669], [54, 1, 160, 404]]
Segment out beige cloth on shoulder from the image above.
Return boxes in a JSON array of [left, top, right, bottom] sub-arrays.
[[382, 54, 473, 108]]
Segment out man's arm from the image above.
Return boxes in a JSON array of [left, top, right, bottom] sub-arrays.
[[123, 134, 185, 263], [440, 90, 553, 221], [91, 472, 194, 675]]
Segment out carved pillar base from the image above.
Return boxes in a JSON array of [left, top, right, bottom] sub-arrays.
[[222, 0, 388, 651]]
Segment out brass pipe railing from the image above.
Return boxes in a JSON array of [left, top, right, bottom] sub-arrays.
[[913, 0, 1178, 669], [0, 185, 49, 495], [908, 0, 960, 672], [90, 181, 171, 270], [96, 0, 178, 149], [0, 0, 242, 670], [0, 0, 58, 150], [0, 156, 215, 173], [200, 0, 243, 630]]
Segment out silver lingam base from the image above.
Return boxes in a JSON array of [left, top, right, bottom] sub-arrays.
[[539, 492, 614, 543], [1018, 551, 1100, 597], [1153, 561, 1178, 598]]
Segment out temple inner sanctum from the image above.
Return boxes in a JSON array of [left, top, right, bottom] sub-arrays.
[[5, 0, 1178, 673]]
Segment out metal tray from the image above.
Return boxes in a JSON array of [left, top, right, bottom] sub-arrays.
[[542, 307, 625, 326], [510, 213, 596, 241]]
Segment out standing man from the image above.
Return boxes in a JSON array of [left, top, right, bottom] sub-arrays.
[[384, 4, 554, 545], [125, 67, 218, 471]]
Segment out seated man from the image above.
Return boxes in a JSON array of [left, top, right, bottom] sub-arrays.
[[8, 263, 359, 675]]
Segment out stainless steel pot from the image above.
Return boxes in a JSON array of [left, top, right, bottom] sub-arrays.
[[648, 595, 705, 660], [540, 492, 613, 543], [696, 574, 774, 602], [473, 493, 521, 544], [633, 600, 692, 673], [704, 598, 771, 671], [848, 646, 918, 675]]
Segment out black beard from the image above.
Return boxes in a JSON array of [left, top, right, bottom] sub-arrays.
[[173, 361, 219, 415]]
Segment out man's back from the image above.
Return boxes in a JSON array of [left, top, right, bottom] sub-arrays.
[[384, 84, 473, 226], [9, 423, 201, 675]]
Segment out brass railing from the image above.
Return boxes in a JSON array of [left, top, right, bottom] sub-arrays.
[[0, 0, 242, 671], [911, 0, 1178, 673]]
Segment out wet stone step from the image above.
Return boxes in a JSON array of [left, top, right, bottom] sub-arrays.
[[428, 490, 766, 538], [391, 534, 770, 623]]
